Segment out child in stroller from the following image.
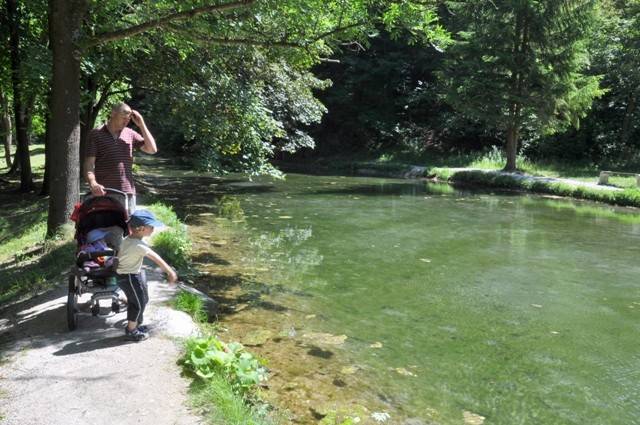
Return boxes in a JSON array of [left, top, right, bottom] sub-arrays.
[[67, 188, 129, 331]]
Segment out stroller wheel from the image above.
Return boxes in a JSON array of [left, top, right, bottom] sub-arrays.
[[91, 302, 100, 316], [67, 276, 79, 331], [111, 301, 120, 314]]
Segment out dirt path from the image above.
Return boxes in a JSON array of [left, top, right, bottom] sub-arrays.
[[0, 268, 202, 425]]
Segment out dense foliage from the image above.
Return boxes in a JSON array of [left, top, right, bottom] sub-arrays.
[[306, 1, 639, 170]]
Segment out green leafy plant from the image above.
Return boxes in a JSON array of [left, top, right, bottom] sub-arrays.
[[148, 203, 191, 269], [151, 228, 191, 269], [216, 196, 245, 221], [174, 291, 207, 323], [181, 336, 268, 397]]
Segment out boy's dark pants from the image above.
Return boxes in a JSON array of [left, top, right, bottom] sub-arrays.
[[117, 270, 148, 324]]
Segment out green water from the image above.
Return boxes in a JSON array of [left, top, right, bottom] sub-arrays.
[[220, 174, 640, 425]]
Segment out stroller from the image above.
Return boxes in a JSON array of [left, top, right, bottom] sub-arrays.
[[67, 188, 129, 331]]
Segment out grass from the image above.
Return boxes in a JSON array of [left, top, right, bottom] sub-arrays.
[[174, 290, 207, 323], [320, 148, 640, 208], [0, 143, 46, 176], [0, 163, 74, 304], [0, 239, 75, 305], [431, 168, 640, 207], [189, 377, 276, 425], [363, 147, 640, 188]]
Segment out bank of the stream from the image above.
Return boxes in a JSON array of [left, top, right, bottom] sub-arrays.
[[276, 157, 640, 209]]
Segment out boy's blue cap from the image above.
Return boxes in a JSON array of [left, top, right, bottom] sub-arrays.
[[129, 209, 164, 228], [87, 228, 108, 243]]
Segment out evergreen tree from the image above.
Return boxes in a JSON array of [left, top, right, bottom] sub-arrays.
[[440, 0, 604, 170]]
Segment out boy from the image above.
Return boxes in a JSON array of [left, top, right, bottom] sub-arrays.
[[117, 209, 178, 341]]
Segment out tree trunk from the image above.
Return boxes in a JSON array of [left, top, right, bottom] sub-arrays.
[[505, 124, 519, 171], [40, 91, 52, 196], [0, 91, 12, 168], [6, 0, 34, 191], [621, 91, 636, 144], [80, 75, 97, 177], [47, 0, 85, 236]]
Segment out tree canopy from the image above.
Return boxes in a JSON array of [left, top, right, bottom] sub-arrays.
[[439, 0, 604, 170], [1, 0, 637, 234]]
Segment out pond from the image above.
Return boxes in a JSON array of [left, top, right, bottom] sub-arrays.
[[192, 173, 640, 424]]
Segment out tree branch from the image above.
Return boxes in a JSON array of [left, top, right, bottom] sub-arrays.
[[308, 21, 366, 43], [84, 0, 256, 49], [166, 23, 303, 48]]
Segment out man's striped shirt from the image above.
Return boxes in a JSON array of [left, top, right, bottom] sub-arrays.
[[87, 125, 144, 194]]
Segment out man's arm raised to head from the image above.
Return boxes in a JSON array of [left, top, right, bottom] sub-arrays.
[[131, 110, 157, 154]]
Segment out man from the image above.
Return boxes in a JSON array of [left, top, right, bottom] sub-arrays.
[[85, 102, 157, 215]]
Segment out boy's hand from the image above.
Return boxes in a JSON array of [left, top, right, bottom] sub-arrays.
[[167, 269, 178, 284]]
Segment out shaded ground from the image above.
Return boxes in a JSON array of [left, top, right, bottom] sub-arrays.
[[0, 268, 201, 425]]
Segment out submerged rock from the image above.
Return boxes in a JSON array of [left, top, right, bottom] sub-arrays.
[[242, 328, 273, 346], [302, 332, 348, 345], [394, 367, 416, 377], [463, 411, 485, 425], [340, 365, 358, 375]]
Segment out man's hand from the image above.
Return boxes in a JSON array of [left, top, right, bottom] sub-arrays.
[[90, 183, 106, 196], [130, 110, 145, 128]]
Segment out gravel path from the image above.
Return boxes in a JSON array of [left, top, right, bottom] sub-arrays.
[[0, 268, 203, 425]]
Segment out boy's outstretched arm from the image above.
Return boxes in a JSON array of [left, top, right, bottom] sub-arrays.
[[146, 249, 178, 283]]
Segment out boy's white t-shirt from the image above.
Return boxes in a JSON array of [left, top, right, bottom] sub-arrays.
[[116, 237, 151, 274]]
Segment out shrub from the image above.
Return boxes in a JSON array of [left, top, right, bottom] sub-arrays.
[[152, 228, 191, 269], [148, 203, 191, 269]]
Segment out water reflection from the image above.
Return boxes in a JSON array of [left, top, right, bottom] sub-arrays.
[[244, 226, 324, 289]]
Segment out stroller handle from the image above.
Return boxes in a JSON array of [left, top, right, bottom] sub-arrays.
[[83, 188, 130, 214], [83, 187, 127, 197]]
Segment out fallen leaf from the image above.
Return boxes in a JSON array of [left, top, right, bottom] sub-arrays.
[[419, 258, 432, 263], [370, 342, 383, 349]]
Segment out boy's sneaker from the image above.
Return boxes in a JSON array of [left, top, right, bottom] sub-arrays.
[[137, 324, 150, 333], [125, 327, 148, 342]]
